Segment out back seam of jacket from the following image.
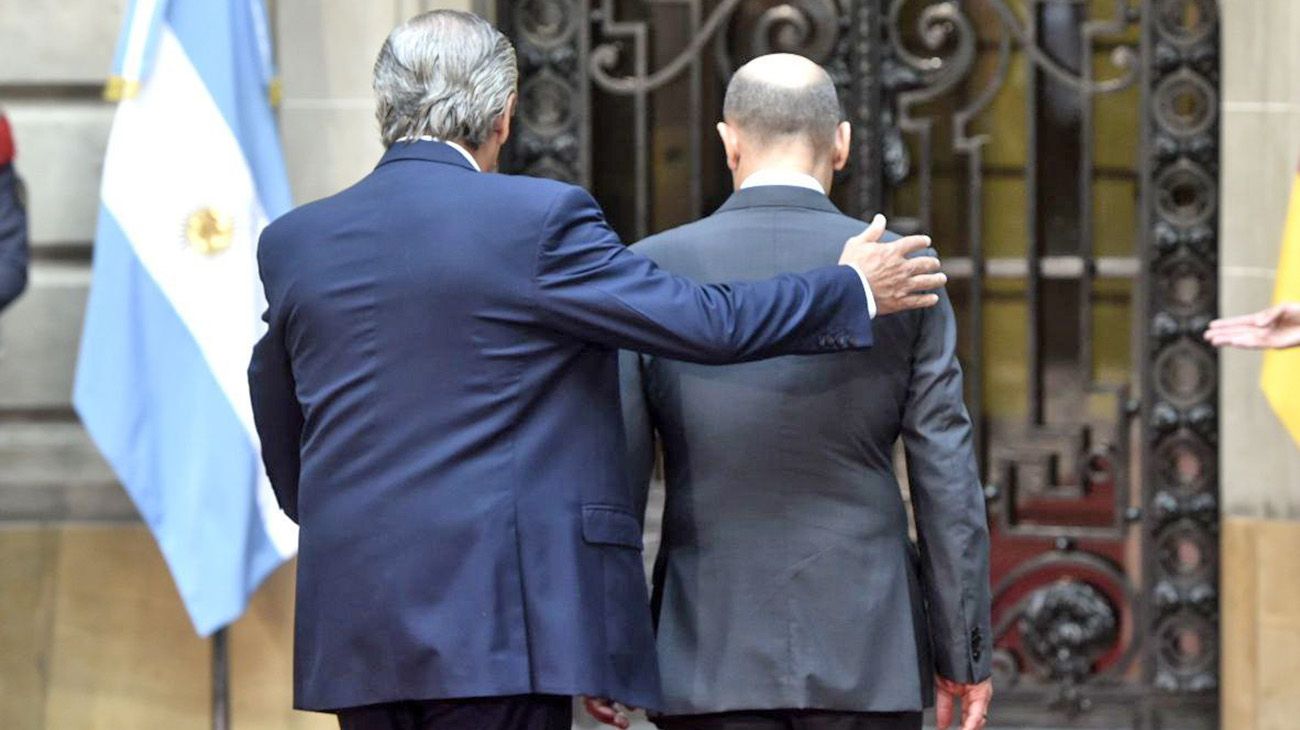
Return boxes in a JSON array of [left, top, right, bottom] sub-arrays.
[[502, 312, 537, 691]]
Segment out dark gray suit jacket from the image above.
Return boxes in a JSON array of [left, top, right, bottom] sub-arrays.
[[620, 185, 992, 716]]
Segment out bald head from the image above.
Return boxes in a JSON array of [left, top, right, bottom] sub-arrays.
[[723, 54, 841, 154]]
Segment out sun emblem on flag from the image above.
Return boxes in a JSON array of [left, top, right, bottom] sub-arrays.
[[185, 207, 234, 255]]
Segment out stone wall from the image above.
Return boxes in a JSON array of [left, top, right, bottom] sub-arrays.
[[1219, 0, 1300, 519], [0, 1, 125, 522], [1218, 1, 1300, 727]]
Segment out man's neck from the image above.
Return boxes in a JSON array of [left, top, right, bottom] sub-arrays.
[[737, 166, 826, 194], [396, 136, 483, 172], [735, 154, 832, 193]]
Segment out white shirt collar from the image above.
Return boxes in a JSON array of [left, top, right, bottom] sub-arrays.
[[397, 136, 481, 172], [739, 168, 825, 194]]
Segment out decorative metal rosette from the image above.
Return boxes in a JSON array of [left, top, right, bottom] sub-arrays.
[[501, 0, 586, 184]]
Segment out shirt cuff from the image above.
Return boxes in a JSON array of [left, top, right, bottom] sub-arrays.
[[844, 264, 877, 319]]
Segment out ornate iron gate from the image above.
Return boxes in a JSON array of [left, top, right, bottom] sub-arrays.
[[489, 1, 1222, 727]]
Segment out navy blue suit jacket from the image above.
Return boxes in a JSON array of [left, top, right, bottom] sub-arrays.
[[0, 163, 28, 312], [248, 141, 873, 712]]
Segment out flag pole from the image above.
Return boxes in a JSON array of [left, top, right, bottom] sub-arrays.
[[212, 627, 230, 730]]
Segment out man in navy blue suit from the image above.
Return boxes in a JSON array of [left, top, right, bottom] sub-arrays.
[[0, 112, 28, 314], [248, 11, 946, 730]]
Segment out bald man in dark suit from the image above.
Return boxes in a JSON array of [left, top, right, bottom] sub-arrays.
[[618, 55, 993, 730]]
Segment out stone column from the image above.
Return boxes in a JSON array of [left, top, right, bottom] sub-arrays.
[[275, 0, 473, 204], [1219, 0, 1300, 518], [1218, 1, 1300, 727]]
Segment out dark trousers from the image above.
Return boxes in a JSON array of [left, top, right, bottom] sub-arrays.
[[654, 709, 922, 730], [336, 694, 572, 730]]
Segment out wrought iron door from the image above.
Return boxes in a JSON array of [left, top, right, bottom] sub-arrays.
[[489, 1, 1222, 727]]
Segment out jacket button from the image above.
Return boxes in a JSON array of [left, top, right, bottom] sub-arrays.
[[836, 335, 849, 348]]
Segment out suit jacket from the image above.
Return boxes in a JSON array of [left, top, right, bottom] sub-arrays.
[[248, 142, 876, 712], [620, 185, 992, 717], [0, 162, 28, 312]]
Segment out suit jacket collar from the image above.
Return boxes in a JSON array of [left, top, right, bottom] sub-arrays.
[[377, 140, 477, 172], [714, 185, 843, 216]]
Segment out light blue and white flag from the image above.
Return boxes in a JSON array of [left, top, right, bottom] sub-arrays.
[[74, 0, 295, 635]]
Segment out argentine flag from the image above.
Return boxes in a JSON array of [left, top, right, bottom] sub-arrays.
[[74, 0, 295, 635]]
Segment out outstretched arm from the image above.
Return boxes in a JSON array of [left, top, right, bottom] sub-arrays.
[[1205, 303, 1300, 350], [531, 186, 943, 363]]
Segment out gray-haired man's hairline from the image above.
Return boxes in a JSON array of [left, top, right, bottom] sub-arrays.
[[372, 10, 518, 149]]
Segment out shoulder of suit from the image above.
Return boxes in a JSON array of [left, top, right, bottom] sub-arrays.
[[627, 214, 732, 268], [822, 210, 881, 236], [483, 174, 613, 230], [632, 205, 873, 262], [257, 209, 297, 261], [720, 203, 869, 239], [257, 190, 350, 259], [832, 215, 935, 259], [490, 172, 582, 204], [262, 191, 331, 235], [631, 218, 707, 253]]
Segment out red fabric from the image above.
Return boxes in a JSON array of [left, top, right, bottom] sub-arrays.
[[0, 115, 14, 166]]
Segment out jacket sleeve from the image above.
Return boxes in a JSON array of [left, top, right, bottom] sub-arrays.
[[900, 286, 993, 684], [532, 186, 872, 364], [248, 232, 304, 523], [619, 349, 657, 522], [0, 164, 29, 312]]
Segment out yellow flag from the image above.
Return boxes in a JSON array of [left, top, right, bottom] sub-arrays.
[[1261, 163, 1300, 446]]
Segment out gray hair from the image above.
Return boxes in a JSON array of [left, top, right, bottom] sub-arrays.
[[372, 10, 518, 148], [723, 54, 841, 152]]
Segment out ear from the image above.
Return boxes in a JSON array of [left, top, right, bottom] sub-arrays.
[[496, 93, 517, 145], [831, 121, 851, 172], [717, 122, 740, 172]]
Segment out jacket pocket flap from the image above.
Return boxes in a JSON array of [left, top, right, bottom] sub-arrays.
[[581, 505, 643, 550]]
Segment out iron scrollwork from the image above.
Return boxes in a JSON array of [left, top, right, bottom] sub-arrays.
[[991, 546, 1140, 716], [500, 0, 588, 185], [1019, 581, 1120, 683], [582, 0, 853, 236], [881, 0, 1141, 225], [585, 0, 845, 95]]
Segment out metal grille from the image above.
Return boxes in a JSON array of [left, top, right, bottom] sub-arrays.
[[490, 2, 1222, 727]]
